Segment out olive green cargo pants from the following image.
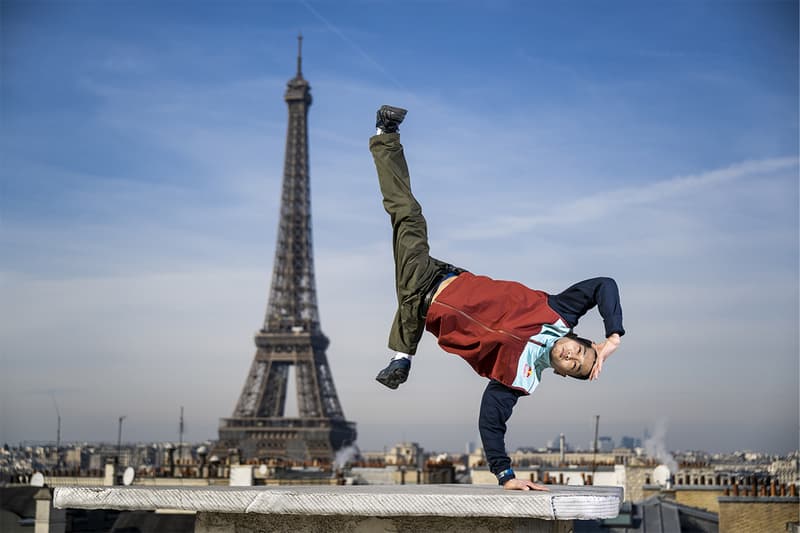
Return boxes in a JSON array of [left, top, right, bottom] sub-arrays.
[[369, 132, 462, 355]]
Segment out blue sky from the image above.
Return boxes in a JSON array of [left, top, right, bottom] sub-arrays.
[[1, 0, 798, 455]]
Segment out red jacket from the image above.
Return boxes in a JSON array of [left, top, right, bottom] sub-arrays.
[[425, 272, 564, 390]]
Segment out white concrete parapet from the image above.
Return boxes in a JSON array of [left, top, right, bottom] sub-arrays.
[[54, 484, 622, 521]]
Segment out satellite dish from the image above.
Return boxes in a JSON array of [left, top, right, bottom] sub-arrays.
[[30, 472, 45, 487], [653, 464, 670, 487], [122, 467, 135, 486]]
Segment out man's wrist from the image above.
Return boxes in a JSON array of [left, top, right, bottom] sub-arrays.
[[496, 468, 515, 485]]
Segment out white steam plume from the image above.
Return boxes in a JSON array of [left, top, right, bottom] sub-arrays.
[[644, 420, 678, 473], [334, 444, 360, 470]]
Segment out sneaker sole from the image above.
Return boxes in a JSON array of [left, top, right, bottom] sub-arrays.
[[375, 368, 408, 390], [378, 105, 407, 127]]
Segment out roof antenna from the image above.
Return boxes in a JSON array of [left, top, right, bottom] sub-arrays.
[[296, 33, 303, 78], [51, 394, 61, 466], [591, 414, 600, 482]]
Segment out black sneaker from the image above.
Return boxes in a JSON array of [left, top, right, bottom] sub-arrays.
[[375, 358, 411, 389], [376, 105, 408, 134]]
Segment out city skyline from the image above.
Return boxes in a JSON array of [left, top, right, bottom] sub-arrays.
[[2, 1, 798, 455]]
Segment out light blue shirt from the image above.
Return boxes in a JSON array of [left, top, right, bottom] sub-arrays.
[[510, 319, 571, 393]]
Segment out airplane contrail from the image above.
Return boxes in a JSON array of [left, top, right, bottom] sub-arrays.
[[299, 0, 407, 91]]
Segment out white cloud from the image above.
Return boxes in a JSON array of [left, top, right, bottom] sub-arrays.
[[451, 157, 798, 240]]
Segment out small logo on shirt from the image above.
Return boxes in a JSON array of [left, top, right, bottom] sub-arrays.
[[523, 364, 532, 378]]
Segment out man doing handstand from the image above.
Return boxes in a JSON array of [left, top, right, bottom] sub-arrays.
[[369, 105, 625, 491]]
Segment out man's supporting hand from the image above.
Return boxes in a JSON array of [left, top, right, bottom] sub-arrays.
[[503, 478, 550, 491], [590, 333, 621, 381]]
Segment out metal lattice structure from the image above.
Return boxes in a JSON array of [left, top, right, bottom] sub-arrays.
[[217, 37, 356, 463]]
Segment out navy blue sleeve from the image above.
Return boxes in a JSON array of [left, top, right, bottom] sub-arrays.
[[478, 380, 524, 477], [547, 277, 625, 338]]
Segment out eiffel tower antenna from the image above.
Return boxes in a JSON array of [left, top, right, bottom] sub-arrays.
[[217, 39, 356, 464], [296, 33, 303, 78], [178, 406, 184, 462]]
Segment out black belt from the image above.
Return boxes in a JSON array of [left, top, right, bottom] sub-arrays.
[[420, 272, 459, 318]]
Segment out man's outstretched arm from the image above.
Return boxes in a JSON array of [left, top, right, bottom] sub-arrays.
[[478, 381, 549, 491], [548, 277, 624, 337], [548, 277, 624, 380]]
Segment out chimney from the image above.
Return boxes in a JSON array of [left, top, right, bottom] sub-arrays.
[[166, 447, 175, 477], [559, 433, 565, 464]]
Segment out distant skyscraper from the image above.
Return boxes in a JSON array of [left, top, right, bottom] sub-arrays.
[[598, 436, 614, 453], [620, 436, 642, 449], [216, 37, 356, 463]]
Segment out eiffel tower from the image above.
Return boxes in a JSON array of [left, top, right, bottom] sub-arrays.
[[217, 37, 356, 464]]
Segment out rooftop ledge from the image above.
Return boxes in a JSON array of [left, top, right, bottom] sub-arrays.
[[53, 484, 622, 521]]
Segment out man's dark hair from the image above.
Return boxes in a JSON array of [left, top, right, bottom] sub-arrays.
[[564, 333, 595, 380]]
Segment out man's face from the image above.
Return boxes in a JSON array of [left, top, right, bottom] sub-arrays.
[[550, 337, 596, 379]]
